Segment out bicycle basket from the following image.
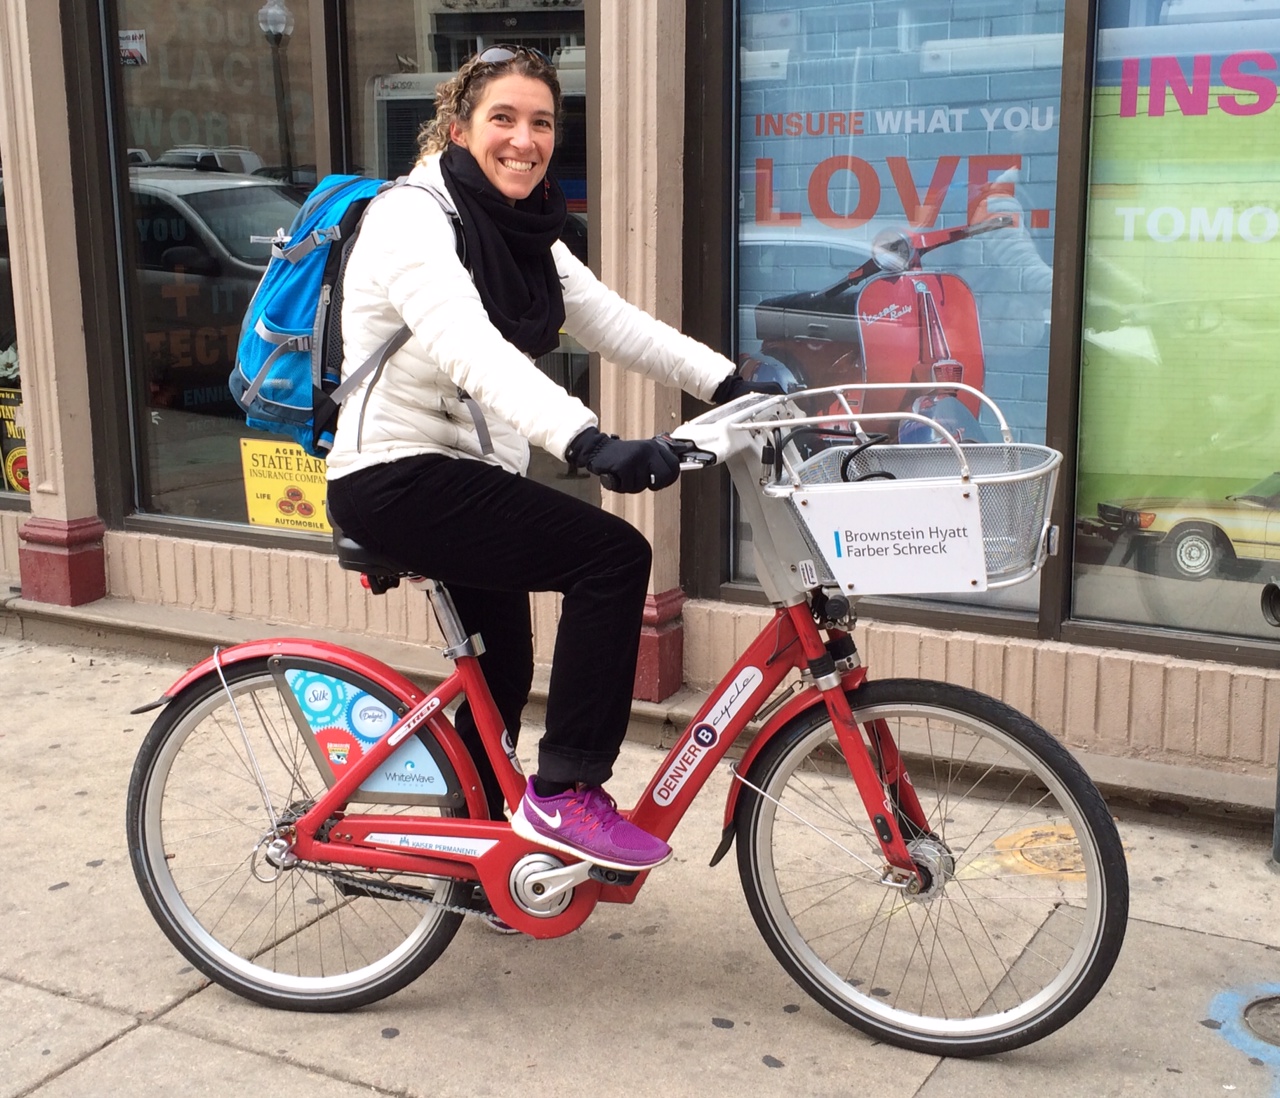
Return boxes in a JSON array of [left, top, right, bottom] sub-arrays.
[[784, 442, 1060, 592]]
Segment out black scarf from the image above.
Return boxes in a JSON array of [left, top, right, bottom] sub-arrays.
[[439, 144, 567, 358]]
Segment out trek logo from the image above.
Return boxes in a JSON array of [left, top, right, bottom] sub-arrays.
[[388, 696, 442, 746], [653, 668, 763, 806]]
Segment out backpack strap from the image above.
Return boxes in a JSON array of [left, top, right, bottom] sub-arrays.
[[455, 389, 494, 456], [277, 225, 343, 264], [243, 320, 311, 405], [391, 181, 492, 455], [351, 178, 494, 457]]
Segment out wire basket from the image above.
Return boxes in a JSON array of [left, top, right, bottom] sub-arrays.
[[786, 442, 1061, 587]]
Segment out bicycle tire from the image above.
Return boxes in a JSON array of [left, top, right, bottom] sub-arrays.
[[735, 678, 1128, 1057], [126, 657, 469, 1011]]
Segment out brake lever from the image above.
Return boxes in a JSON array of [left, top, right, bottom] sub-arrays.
[[659, 433, 718, 470], [597, 434, 712, 493]]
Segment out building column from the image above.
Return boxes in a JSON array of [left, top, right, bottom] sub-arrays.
[[0, 2, 106, 604], [596, 1, 688, 702]]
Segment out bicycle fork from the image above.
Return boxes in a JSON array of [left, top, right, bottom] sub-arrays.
[[784, 603, 929, 889]]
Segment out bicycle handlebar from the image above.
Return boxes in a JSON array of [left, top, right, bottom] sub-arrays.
[[593, 436, 717, 492], [611, 378, 1016, 490], [660, 434, 719, 473]]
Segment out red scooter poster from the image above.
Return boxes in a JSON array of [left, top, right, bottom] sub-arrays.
[[741, 216, 1014, 442]]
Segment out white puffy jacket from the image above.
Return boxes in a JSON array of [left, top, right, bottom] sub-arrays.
[[325, 154, 735, 480]]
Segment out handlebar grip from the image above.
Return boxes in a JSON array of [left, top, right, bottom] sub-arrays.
[[658, 433, 717, 469]]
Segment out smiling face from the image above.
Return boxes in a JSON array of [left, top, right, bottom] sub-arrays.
[[450, 73, 556, 204]]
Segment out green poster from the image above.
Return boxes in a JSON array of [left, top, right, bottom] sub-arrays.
[[1079, 73, 1280, 514]]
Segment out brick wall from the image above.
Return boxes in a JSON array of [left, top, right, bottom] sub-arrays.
[[10, 526, 1276, 773], [101, 530, 564, 665], [683, 596, 1280, 774]]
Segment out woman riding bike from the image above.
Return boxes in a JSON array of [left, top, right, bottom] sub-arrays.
[[325, 45, 771, 873]]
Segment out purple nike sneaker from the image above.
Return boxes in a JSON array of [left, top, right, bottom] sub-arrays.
[[511, 777, 672, 871]]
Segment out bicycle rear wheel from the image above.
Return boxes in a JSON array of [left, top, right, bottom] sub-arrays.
[[736, 678, 1128, 1056], [126, 657, 469, 1011]]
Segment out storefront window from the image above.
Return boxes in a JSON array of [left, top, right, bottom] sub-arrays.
[[735, 2, 1064, 609], [109, 2, 591, 528], [1073, 2, 1280, 640], [342, 0, 592, 500], [0, 150, 26, 496], [112, 1, 317, 526]]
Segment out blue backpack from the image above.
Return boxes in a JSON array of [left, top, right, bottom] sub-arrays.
[[230, 174, 486, 458]]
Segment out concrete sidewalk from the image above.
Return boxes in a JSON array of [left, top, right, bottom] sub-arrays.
[[3, 633, 1280, 1097]]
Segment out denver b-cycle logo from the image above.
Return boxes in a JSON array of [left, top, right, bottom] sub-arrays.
[[652, 667, 763, 806], [692, 724, 718, 748]]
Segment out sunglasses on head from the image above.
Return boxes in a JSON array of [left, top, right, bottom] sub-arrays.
[[460, 43, 555, 102], [475, 43, 552, 67], [458, 44, 554, 101]]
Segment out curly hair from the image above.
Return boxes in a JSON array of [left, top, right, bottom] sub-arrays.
[[417, 47, 562, 160]]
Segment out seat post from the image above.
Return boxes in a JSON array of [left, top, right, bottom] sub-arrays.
[[425, 580, 486, 660]]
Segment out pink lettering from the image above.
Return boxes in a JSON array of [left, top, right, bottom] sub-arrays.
[[808, 156, 880, 229], [1220, 52, 1278, 116], [1120, 57, 1140, 118], [887, 155, 959, 229], [755, 158, 801, 225], [1149, 54, 1211, 117]]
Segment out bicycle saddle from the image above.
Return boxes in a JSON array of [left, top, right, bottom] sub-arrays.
[[333, 533, 413, 577]]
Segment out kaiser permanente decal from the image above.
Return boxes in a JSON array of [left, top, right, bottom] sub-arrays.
[[653, 667, 764, 806], [364, 834, 498, 859]]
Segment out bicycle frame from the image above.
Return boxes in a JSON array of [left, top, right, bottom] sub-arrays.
[[164, 599, 929, 939], [130, 380, 1123, 1052]]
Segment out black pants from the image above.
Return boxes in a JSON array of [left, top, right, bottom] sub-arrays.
[[328, 454, 652, 811]]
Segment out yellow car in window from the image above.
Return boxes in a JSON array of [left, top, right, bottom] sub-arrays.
[[1095, 472, 1280, 581]]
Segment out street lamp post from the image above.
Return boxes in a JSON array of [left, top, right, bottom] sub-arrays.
[[258, 0, 295, 182]]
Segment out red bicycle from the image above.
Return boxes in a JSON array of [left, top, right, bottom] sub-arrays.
[[126, 386, 1127, 1057]]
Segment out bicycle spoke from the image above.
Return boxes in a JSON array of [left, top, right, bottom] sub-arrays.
[[132, 665, 469, 1005], [739, 681, 1126, 1054]]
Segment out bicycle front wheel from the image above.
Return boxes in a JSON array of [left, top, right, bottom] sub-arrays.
[[126, 657, 469, 1011], [736, 678, 1128, 1057]]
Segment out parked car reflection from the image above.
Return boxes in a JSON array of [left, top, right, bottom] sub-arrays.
[[127, 166, 303, 415], [1089, 472, 1280, 580]]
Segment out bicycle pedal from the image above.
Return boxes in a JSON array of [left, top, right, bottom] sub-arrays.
[[588, 865, 639, 886]]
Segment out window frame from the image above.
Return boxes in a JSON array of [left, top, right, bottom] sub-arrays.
[[680, 0, 1280, 670]]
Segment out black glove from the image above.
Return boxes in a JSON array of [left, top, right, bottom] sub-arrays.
[[566, 426, 680, 494], [711, 373, 786, 405]]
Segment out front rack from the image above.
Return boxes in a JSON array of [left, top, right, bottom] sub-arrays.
[[675, 383, 1062, 600]]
